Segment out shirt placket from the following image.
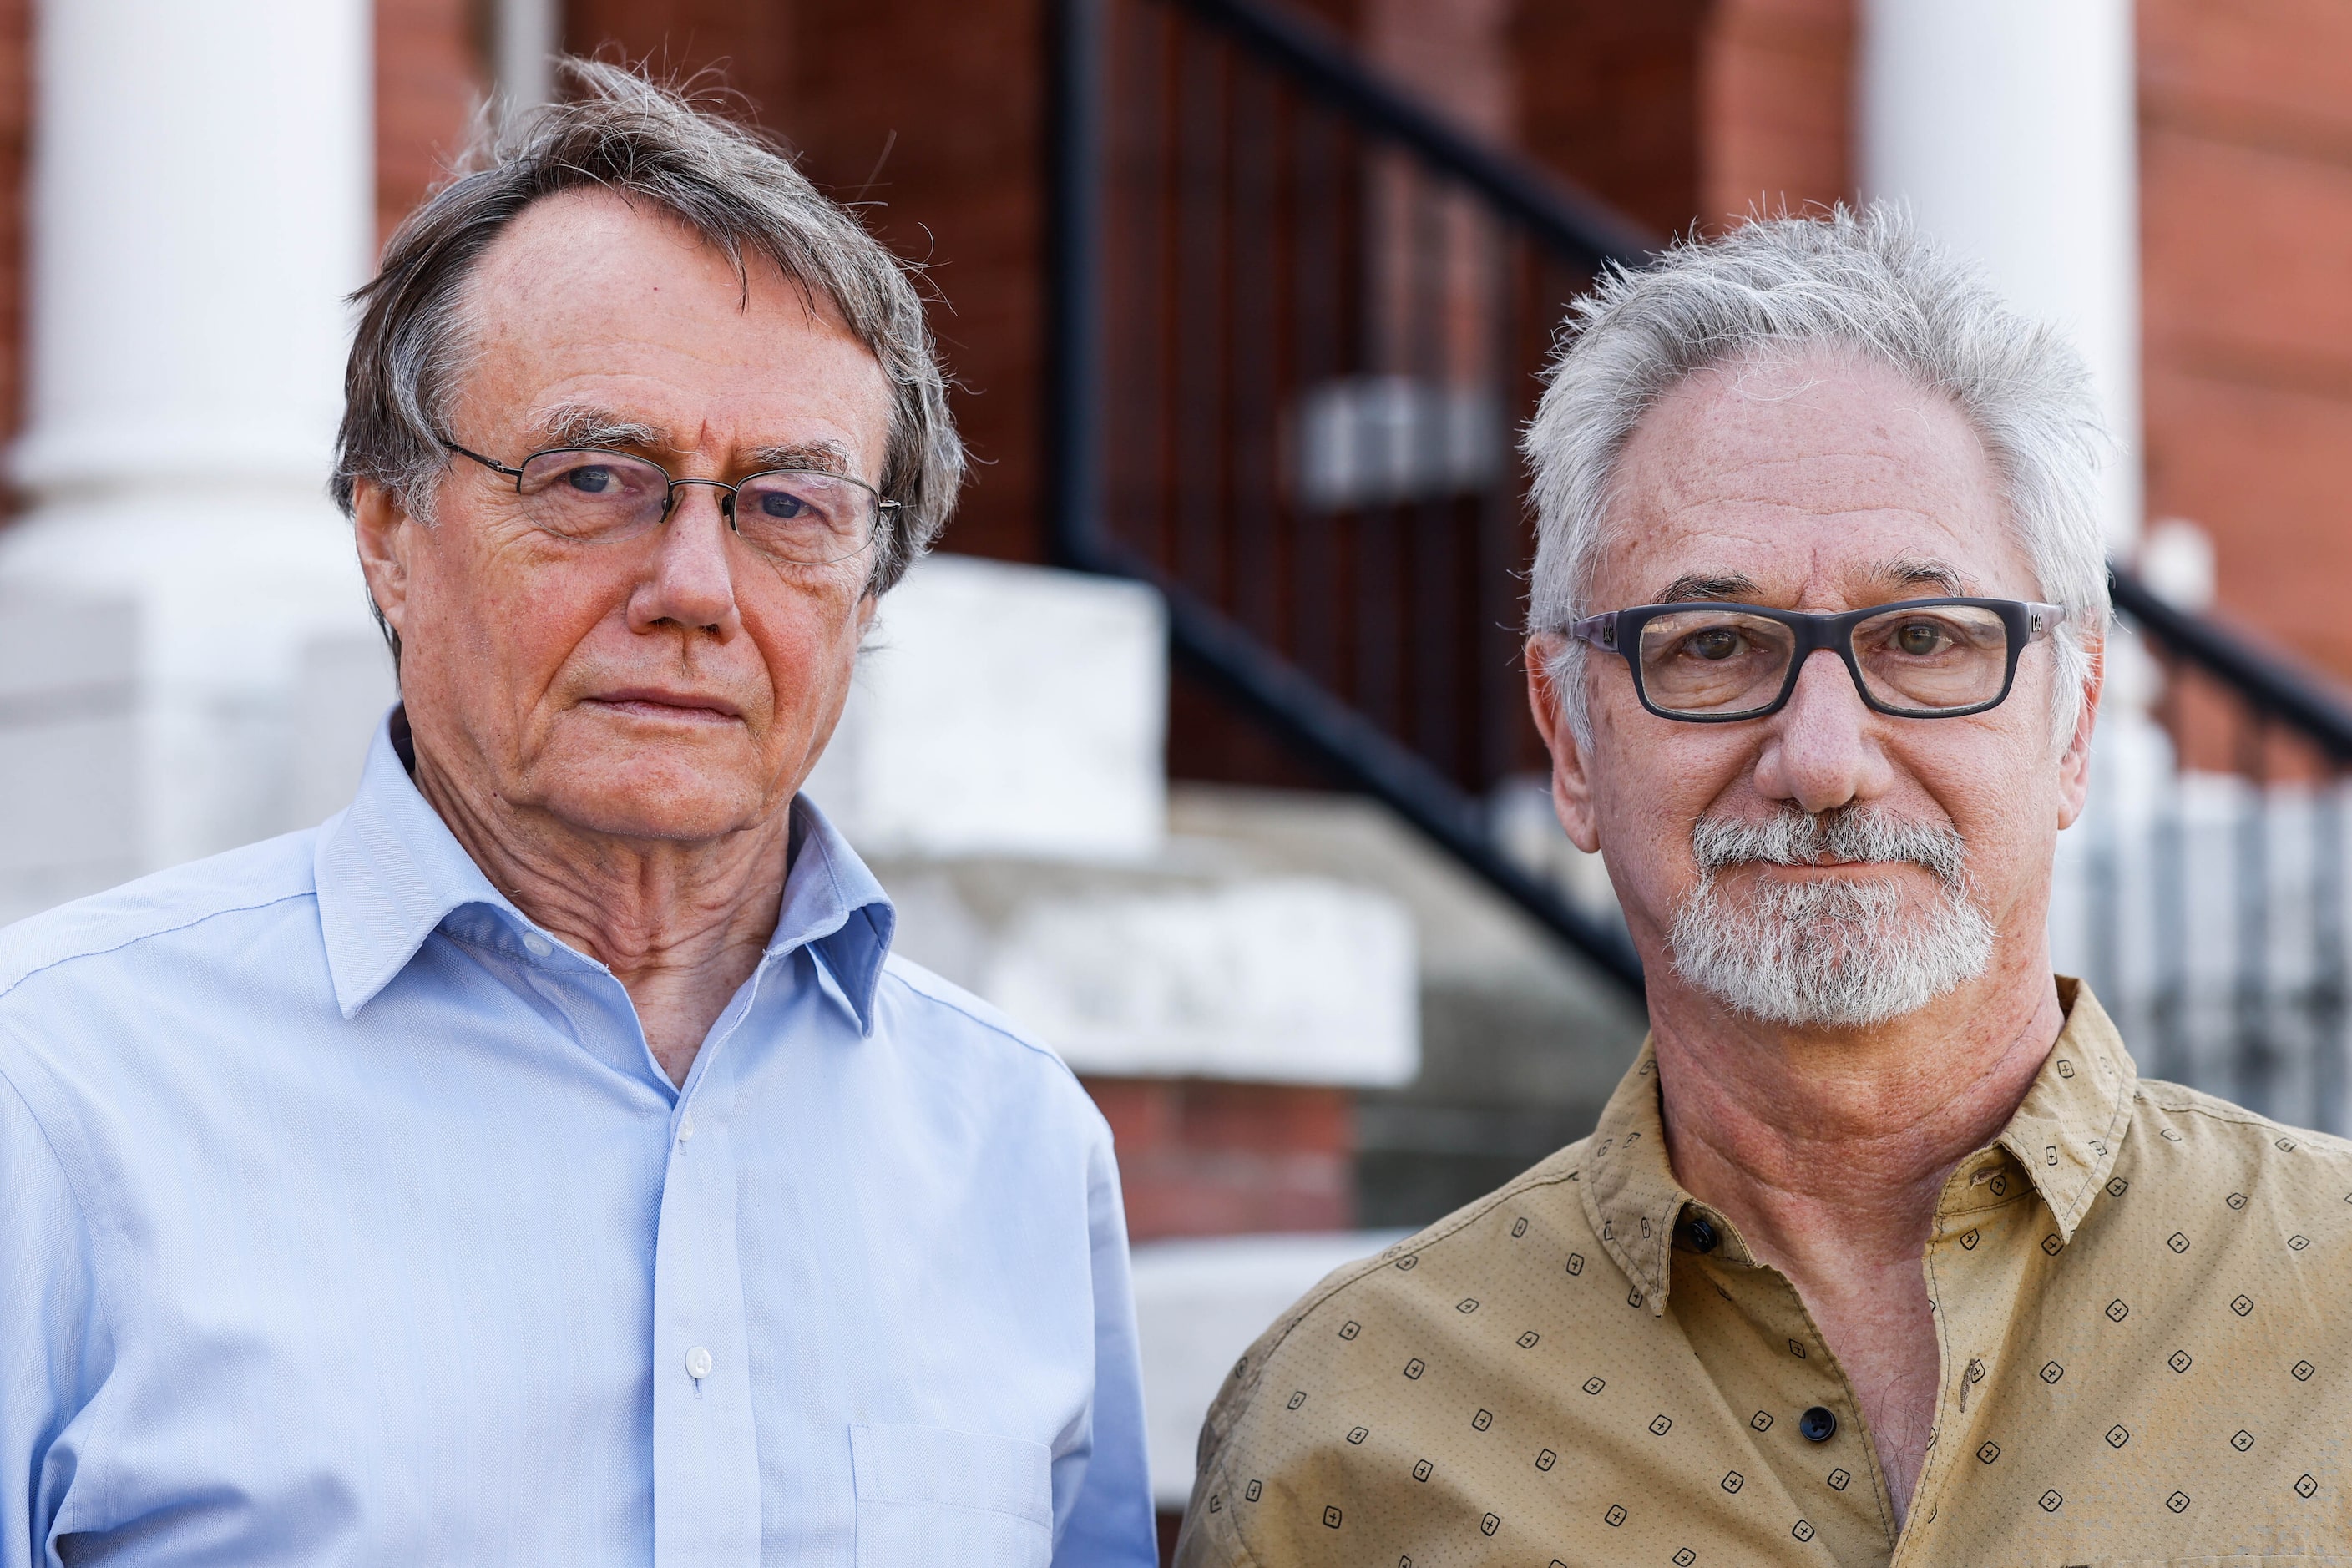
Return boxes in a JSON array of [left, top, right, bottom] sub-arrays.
[[1894, 1155, 2038, 1565], [1674, 1220, 1904, 1561], [651, 1017, 762, 1562]]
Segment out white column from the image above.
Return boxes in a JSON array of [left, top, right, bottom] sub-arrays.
[[1861, 6, 2169, 1002], [494, 0, 561, 120], [1858, 0, 2142, 556], [0, 0, 387, 914]]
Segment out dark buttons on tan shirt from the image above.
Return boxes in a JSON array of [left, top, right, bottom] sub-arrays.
[[1798, 1406, 1837, 1442], [1687, 1217, 1719, 1253]]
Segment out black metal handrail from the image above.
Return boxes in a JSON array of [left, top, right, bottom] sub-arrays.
[[2097, 564, 2352, 1131], [1166, 0, 1653, 272], [2108, 566, 2352, 762], [1109, 534, 1646, 992], [1045, 0, 1651, 993]]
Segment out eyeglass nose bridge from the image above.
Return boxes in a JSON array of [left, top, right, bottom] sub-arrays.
[[1790, 635, 1874, 707], [658, 475, 743, 529]]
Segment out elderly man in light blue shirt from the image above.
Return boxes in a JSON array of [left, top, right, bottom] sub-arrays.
[[0, 62, 1155, 1568]]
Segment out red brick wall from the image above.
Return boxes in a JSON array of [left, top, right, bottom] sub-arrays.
[[787, 0, 1045, 564], [1363, 0, 1514, 141], [568, 0, 795, 145], [377, 0, 490, 254], [0, 0, 28, 467], [1697, 0, 1853, 228], [1083, 1079, 1354, 1241], [1512, 0, 1850, 243], [1511, 2, 1707, 238], [2140, 0, 2352, 680]]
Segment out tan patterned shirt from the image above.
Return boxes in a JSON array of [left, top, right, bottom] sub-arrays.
[[1173, 982, 2352, 1565]]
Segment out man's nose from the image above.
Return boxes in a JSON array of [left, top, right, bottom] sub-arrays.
[[1750, 648, 1894, 814], [627, 482, 742, 638]]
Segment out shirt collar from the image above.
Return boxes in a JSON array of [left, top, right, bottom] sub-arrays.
[[1581, 978, 2139, 1316], [316, 707, 897, 1031], [316, 711, 511, 1019], [768, 795, 897, 1035], [1992, 976, 2137, 1241], [1579, 1043, 1688, 1315]]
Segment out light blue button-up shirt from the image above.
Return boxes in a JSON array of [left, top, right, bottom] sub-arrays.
[[0, 717, 1156, 1567]]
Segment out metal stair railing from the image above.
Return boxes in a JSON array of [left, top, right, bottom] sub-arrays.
[[2099, 567, 2352, 1130], [1045, 0, 1650, 993], [2108, 569, 2352, 762]]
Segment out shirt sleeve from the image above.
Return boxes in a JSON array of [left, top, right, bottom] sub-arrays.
[[0, 1067, 109, 1568], [1050, 1121, 1159, 1568], [1168, 1314, 1277, 1568]]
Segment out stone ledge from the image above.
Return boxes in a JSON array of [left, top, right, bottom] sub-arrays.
[[874, 852, 1419, 1087], [805, 554, 1168, 863]]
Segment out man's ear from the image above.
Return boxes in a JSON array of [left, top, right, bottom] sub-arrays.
[[1526, 634, 1602, 854], [2054, 623, 2106, 831], [352, 480, 417, 647]]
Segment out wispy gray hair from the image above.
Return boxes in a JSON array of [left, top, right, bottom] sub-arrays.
[[1524, 202, 2108, 748], [331, 59, 963, 636]]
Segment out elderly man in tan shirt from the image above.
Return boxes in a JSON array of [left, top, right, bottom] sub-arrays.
[[1174, 205, 2351, 1566]]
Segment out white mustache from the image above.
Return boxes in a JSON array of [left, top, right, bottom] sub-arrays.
[[1691, 806, 1969, 887]]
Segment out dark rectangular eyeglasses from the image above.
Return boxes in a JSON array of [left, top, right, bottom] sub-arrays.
[[1570, 597, 2066, 722], [443, 441, 897, 566]]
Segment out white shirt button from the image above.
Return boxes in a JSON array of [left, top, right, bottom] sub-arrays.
[[677, 1110, 695, 1143], [685, 1346, 714, 1380], [522, 933, 552, 958]]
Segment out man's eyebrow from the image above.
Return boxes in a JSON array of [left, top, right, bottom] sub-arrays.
[[532, 405, 666, 451], [747, 439, 855, 475], [523, 412, 856, 478], [1651, 573, 1761, 604], [1882, 557, 1967, 595]]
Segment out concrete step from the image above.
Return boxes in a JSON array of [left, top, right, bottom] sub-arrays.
[[808, 553, 1425, 1092], [1166, 782, 1649, 1227], [803, 553, 1168, 863], [871, 850, 1419, 1088]]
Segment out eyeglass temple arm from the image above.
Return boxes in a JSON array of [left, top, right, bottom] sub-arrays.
[[441, 440, 526, 483]]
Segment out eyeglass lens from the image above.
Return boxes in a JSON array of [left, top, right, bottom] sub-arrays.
[[1634, 604, 2015, 718], [514, 448, 876, 564]]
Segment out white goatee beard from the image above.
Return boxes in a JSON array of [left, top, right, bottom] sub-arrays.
[[1667, 806, 1995, 1029]]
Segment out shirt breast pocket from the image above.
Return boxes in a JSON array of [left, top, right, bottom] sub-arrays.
[[850, 1423, 1054, 1568]]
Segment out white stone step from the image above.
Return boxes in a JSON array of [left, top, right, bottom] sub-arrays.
[[874, 852, 1419, 1088], [802, 553, 1168, 863]]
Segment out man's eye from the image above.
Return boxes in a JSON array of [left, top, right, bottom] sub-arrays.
[[1686, 628, 1743, 661], [1891, 621, 1950, 655], [566, 466, 617, 495], [759, 489, 811, 520]]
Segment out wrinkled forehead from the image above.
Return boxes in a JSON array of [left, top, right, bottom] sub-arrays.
[[1591, 346, 2037, 608], [452, 190, 893, 471]]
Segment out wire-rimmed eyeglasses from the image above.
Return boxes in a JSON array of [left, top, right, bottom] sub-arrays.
[[443, 441, 898, 566], [1570, 597, 2066, 722]]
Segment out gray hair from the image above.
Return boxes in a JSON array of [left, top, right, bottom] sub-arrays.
[[332, 59, 963, 643], [1524, 202, 2108, 748]]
